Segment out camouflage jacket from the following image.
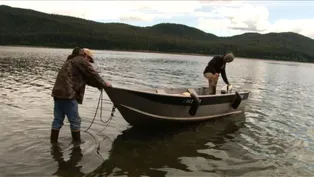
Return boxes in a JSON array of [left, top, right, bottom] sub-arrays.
[[52, 55, 107, 104]]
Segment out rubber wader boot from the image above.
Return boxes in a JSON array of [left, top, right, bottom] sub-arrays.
[[71, 131, 81, 143], [212, 86, 216, 95], [50, 129, 59, 143]]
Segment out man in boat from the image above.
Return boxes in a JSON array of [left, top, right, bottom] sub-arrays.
[[203, 52, 234, 94], [50, 47, 111, 143]]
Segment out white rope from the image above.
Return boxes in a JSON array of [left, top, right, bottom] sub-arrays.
[[84, 89, 116, 132]]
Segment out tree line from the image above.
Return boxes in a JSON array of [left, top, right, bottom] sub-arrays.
[[1, 5, 314, 62]]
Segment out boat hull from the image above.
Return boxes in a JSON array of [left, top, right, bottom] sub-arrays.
[[105, 86, 250, 126]]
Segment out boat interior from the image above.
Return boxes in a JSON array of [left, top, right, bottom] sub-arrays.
[[114, 85, 244, 97], [153, 87, 228, 96]]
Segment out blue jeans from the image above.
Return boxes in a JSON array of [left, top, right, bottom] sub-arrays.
[[52, 98, 81, 131]]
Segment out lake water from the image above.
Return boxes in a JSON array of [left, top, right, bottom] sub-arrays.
[[0, 46, 313, 177]]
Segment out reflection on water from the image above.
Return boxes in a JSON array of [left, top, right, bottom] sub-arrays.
[[51, 144, 84, 177], [86, 114, 251, 177], [0, 46, 313, 177]]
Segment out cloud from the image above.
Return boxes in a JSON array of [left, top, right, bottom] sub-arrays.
[[119, 13, 156, 22], [197, 3, 270, 33], [131, 1, 201, 14], [0, 1, 240, 21], [268, 19, 314, 39], [198, 18, 230, 31], [116, 1, 203, 23], [196, 2, 314, 38], [0, 1, 201, 20], [198, 0, 245, 7]]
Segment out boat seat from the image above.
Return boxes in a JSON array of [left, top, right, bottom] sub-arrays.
[[156, 89, 167, 94]]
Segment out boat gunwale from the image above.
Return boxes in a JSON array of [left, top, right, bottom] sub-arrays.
[[106, 86, 250, 99]]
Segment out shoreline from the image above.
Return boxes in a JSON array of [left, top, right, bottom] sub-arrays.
[[0, 45, 210, 57], [1, 44, 313, 64]]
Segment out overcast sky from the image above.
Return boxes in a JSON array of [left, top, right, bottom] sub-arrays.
[[1, 0, 314, 39]]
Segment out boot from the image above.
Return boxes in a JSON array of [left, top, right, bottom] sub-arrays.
[[50, 129, 59, 143], [71, 131, 81, 143], [211, 86, 216, 95]]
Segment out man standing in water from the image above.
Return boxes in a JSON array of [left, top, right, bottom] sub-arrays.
[[50, 47, 111, 143], [203, 52, 234, 94]]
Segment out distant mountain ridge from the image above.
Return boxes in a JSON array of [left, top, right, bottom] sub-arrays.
[[1, 5, 314, 62]]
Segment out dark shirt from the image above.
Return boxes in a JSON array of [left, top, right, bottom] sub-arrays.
[[203, 55, 230, 85]]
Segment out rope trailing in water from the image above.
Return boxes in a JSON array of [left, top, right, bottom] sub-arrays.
[[84, 89, 116, 132]]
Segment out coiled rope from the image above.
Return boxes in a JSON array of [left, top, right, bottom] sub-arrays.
[[84, 89, 116, 132]]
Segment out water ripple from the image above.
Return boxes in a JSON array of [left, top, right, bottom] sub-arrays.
[[0, 46, 313, 176]]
